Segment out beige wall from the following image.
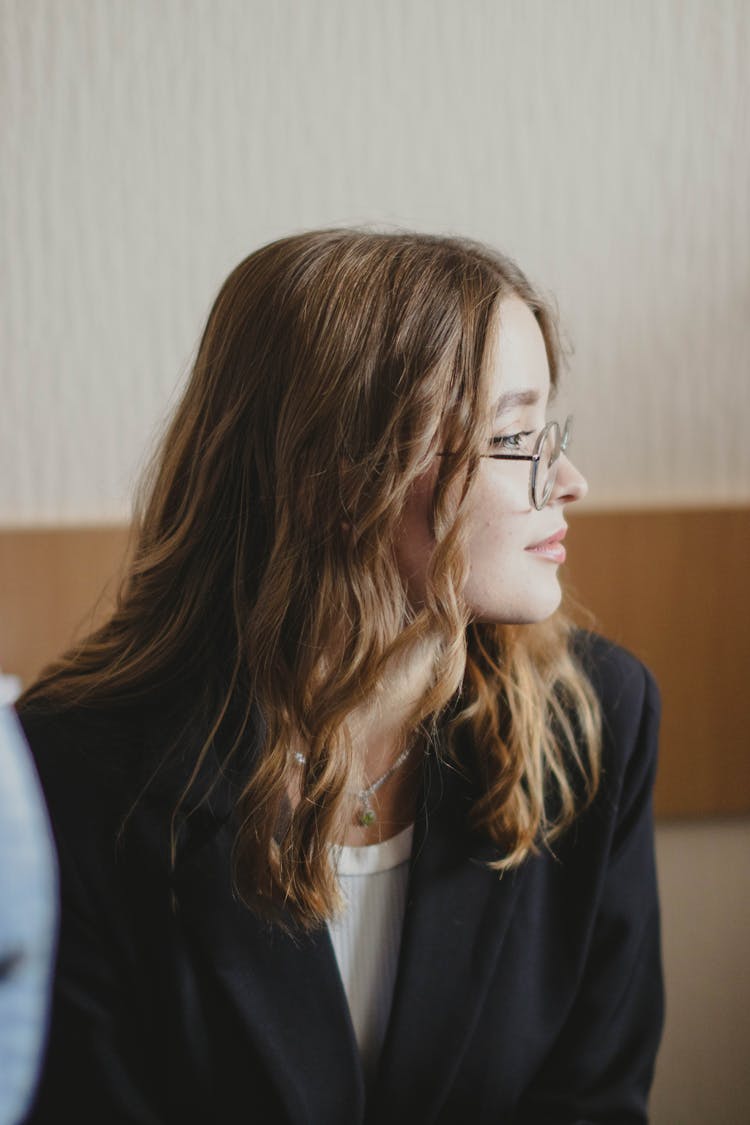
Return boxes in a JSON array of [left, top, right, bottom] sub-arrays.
[[1, 0, 748, 523], [652, 818, 750, 1125], [2, 2, 748, 1121]]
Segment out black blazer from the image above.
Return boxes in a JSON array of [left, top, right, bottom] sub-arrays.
[[18, 632, 664, 1124]]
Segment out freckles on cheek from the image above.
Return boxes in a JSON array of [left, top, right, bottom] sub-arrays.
[[467, 488, 528, 541]]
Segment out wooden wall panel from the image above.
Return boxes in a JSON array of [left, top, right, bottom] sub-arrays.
[[563, 508, 750, 819], [1, 509, 748, 819], [0, 526, 129, 689]]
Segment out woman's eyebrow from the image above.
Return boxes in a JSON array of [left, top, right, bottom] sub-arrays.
[[492, 389, 541, 416]]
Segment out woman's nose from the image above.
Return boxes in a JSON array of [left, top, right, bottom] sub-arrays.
[[552, 453, 588, 505]]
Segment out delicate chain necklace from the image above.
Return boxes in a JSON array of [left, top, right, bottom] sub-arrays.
[[293, 734, 422, 827]]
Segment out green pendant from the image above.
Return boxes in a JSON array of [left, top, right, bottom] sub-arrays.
[[360, 808, 376, 827]]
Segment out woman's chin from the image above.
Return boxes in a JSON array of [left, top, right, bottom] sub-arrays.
[[471, 583, 563, 626]]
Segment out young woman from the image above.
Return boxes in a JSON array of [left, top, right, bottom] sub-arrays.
[[17, 229, 664, 1124]]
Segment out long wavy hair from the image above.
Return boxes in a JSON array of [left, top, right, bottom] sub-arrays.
[[20, 228, 601, 929]]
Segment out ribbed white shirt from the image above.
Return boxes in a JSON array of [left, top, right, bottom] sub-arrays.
[[327, 824, 414, 1085]]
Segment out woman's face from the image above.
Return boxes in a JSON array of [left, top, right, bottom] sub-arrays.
[[395, 294, 588, 624]]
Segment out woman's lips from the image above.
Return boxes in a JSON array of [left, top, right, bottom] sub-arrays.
[[525, 527, 567, 563]]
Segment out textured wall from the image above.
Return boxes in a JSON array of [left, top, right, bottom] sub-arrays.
[[652, 817, 750, 1125], [1, 0, 748, 523]]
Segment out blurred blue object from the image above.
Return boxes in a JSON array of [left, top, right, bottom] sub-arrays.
[[0, 706, 58, 1125]]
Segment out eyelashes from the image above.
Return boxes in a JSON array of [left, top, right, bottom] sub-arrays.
[[490, 429, 536, 452]]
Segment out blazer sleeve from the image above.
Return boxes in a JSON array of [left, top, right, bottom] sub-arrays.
[[514, 657, 665, 1125]]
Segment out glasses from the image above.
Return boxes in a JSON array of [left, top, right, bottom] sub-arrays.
[[487, 415, 573, 510]]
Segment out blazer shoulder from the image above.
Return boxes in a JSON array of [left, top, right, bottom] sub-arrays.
[[15, 701, 151, 842], [569, 631, 662, 821], [571, 628, 661, 723]]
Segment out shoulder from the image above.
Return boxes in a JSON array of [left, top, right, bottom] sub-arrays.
[[568, 630, 662, 819], [14, 700, 159, 854], [15, 694, 241, 864], [17, 699, 138, 785], [570, 628, 661, 737]]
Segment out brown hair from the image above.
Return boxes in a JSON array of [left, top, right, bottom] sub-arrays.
[[20, 228, 601, 929]]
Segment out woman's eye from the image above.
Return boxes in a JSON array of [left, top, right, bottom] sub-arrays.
[[491, 430, 535, 452]]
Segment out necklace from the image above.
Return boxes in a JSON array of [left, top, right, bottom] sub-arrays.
[[293, 734, 421, 827]]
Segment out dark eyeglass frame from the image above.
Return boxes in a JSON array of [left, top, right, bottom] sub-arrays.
[[486, 415, 573, 510]]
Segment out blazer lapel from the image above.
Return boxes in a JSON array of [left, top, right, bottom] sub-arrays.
[[367, 750, 526, 1124]]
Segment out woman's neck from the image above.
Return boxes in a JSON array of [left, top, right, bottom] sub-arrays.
[[340, 731, 426, 846], [337, 633, 440, 846]]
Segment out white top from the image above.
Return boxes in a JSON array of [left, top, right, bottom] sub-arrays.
[[327, 824, 414, 1086]]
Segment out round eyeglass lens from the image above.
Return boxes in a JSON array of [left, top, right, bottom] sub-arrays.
[[533, 423, 562, 510], [561, 416, 572, 454]]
